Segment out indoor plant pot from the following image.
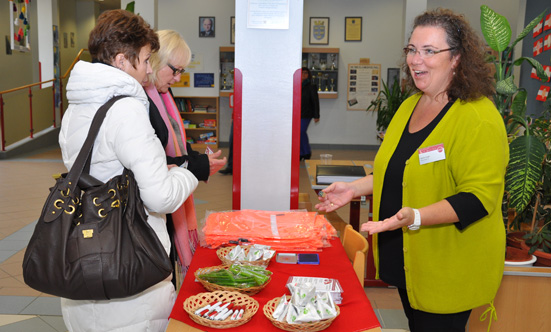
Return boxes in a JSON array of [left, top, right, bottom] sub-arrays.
[[520, 240, 551, 267]]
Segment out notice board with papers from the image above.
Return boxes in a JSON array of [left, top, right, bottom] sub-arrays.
[[347, 63, 381, 110]]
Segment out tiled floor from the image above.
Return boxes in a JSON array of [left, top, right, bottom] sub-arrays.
[[0, 145, 409, 331]]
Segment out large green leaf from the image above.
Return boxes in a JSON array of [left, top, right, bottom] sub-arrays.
[[125, 1, 135, 13], [505, 135, 547, 212], [480, 5, 511, 52], [513, 57, 548, 81], [511, 90, 527, 117], [496, 76, 517, 95], [511, 10, 547, 49]]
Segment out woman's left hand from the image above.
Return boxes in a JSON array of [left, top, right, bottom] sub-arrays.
[[361, 207, 415, 234], [207, 150, 227, 175]]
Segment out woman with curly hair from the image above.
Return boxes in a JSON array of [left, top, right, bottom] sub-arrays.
[[317, 8, 508, 331]]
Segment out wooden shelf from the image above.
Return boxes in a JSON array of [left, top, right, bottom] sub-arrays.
[[303, 48, 339, 97], [174, 96, 219, 150], [180, 112, 216, 115], [302, 47, 339, 54], [219, 47, 340, 97], [319, 92, 338, 99]]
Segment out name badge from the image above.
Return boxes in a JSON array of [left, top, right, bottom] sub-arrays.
[[418, 143, 446, 165]]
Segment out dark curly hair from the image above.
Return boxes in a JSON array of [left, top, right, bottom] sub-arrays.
[[88, 9, 159, 68], [302, 67, 313, 81], [402, 8, 494, 101]]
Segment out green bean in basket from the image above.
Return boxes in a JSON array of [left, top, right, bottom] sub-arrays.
[[198, 265, 272, 288]]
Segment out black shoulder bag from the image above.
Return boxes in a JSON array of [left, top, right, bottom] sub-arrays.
[[23, 95, 173, 300]]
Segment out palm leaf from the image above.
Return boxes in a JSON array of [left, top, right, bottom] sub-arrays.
[[511, 10, 547, 49], [513, 57, 548, 81], [496, 76, 518, 95], [505, 135, 547, 212], [480, 5, 511, 52], [511, 90, 527, 117]]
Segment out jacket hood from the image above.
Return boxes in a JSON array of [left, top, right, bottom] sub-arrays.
[[66, 61, 148, 108]]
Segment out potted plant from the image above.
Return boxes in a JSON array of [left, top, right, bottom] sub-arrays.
[[480, 5, 551, 264], [366, 78, 412, 140], [517, 105, 551, 265]]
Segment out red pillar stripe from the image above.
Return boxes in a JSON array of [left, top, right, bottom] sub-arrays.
[[290, 68, 302, 209], [232, 68, 243, 210]]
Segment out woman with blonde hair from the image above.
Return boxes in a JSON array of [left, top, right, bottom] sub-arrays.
[[145, 30, 226, 285]]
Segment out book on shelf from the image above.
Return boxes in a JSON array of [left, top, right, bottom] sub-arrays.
[[193, 105, 216, 113], [316, 165, 366, 185], [175, 98, 193, 112]]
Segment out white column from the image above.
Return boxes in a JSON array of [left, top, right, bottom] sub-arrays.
[[235, 0, 303, 211], [403, 0, 427, 42], [37, 0, 54, 88]]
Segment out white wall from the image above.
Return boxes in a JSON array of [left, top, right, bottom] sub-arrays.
[[152, 0, 522, 147], [427, 0, 520, 38], [158, 0, 236, 141], [37, 0, 54, 88], [303, 0, 405, 148], [75, 1, 97, 51]]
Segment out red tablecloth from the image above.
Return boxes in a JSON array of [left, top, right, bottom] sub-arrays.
[[169, 238, 381, 331]]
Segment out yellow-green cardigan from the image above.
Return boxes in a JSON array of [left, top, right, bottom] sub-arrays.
[[372, 94, 509, 314]]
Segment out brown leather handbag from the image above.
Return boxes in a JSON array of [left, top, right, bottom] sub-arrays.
[[22, 95, 173, 300]]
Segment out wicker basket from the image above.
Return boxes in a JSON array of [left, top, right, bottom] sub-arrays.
[[183, 290, 259, 329], [217, 245, 274, 267], [263, 296, 340, 332], [194, 265, 271, 296]]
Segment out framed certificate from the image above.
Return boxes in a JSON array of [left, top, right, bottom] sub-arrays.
[[345, 17, 362, 42]]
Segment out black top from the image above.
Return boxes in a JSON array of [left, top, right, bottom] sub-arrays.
[[148, 94, 209, 181], [378, 99, 488, 288], [301, 80, 320, 119]]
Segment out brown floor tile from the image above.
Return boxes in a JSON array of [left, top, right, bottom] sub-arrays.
[[0, 287, 42, 297], [0, 275, 26, 288]]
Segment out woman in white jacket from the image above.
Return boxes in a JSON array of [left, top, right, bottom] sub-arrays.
[[58, 10, 198, 332]]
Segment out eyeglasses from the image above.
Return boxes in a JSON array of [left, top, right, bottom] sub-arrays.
[[403, 47, 456, 59], [167, 63, 185, 76]]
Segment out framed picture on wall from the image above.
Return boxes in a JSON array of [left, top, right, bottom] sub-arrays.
[[387, 67, 401, 89], [199, 17, 215, 37], [231, 16, 235, 44], [309, 17, 329, 45], [345, 17, 362, 41]]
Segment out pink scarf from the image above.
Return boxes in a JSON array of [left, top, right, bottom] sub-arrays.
[[145, 84, 198, 270]]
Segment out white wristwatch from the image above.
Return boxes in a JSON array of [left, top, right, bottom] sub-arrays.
[[408, 208, 421, 230]]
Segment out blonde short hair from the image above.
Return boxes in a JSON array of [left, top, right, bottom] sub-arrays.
[[148, 30, 192, 86]]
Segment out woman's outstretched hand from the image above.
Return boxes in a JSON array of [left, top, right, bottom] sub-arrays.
[[207, 150, 227, 175], [315, 181, 355, 212], [361, 207, 415, 234]]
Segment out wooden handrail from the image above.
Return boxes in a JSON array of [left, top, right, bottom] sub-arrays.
[[0, 49, 90, 151], [0, 49, 89, 95], [63, 48, 89, 79], [0, 79, 56, 95]]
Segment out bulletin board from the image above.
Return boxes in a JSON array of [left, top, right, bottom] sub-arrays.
[[347, 63, 381, 110]]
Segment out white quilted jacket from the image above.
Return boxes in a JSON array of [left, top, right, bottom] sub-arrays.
[[58, 61, 198, 332]]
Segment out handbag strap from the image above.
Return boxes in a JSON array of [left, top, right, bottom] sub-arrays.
[[64, 95, 129, 192]]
